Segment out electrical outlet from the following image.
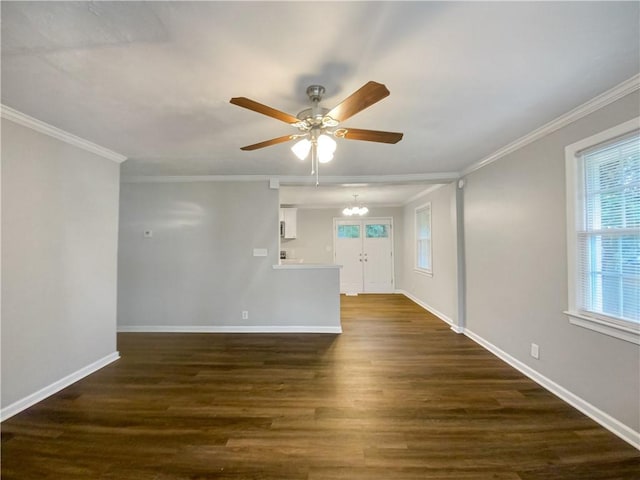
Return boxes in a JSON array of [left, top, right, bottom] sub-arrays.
[[242, 311, 249, 320], [530, 343, 540, 359]]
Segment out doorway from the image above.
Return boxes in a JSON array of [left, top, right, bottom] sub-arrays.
[[334, 217, 394, 294]]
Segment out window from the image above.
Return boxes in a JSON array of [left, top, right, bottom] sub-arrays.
[[415, 203, 432, 275], [565, 118, 640, 344], [366, 224, 389, 238], [337, 224, 360, 239]]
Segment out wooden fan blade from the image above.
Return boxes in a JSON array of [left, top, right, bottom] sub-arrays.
[[240, 135, 295, 151], [230, 97, 300, 124], [326, 81, 390, 123], [339, 128, 403, 144]]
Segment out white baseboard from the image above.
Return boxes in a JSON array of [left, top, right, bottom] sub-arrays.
[[118, 325, 342, 334], [395, 290, 639, 449], [464, 328, 640, 450], [1, 351, 120, 422], [449, 324, 465, 334], [395, 289, 462, 333]]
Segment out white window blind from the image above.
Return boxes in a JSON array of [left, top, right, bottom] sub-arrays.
[[577, 132, 640, 324], [415, 203, 432, 273]]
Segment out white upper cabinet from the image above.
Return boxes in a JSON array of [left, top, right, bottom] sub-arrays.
[[280, 208, 297, 239]]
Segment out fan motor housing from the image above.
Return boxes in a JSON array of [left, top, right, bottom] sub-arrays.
[[306, 85, 325, 102], [296, 107, 330, 122]]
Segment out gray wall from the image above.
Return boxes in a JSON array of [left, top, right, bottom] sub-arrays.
[[280, 208, 336, 264], [282, 206, 404, 273], [1, 118, 120, 408], [118, 182, 339, 330], [463, 91, 640, 431], [398, 183, 459, 325]]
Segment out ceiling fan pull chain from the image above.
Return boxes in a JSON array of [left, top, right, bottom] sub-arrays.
[[309, 141, 319, 185]]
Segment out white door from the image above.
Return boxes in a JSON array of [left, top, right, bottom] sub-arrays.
[[362, 219, 393, 293], [334, 218, 394, 294], [335, 220, 364, 294]]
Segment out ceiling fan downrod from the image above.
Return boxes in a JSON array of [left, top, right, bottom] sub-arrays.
[[306, 85, 325, 123]]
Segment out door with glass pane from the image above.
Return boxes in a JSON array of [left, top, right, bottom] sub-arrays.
[[334, 218, 394, 294], [335, 220, 363, 294], [363, 220, 393, 292]]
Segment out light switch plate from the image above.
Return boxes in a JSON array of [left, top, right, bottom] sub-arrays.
[[143, 230, 153, 238], [253, 248, 268, 257], [530, 343, 540, 359]]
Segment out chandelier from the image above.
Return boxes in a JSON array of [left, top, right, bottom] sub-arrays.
[[343, 194, 369, 216]]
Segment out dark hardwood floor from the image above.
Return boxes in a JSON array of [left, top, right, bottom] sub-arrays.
[[2, 294, 638, 479]]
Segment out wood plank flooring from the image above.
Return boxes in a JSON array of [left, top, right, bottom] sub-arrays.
[[2, 294, 638, 479]]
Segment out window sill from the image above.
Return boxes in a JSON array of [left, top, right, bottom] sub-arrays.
[[414, 268, 433, 278], [564, 311, 640, 345]]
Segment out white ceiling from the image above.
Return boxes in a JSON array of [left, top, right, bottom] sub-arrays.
[[2, 1, 639, 205]]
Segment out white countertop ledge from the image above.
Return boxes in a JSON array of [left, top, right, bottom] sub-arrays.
[[272, 264, 342, 270]]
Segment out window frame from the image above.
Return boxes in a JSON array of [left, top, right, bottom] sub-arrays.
[[565, 117, 640, 345], [414, 202, 433, 276]]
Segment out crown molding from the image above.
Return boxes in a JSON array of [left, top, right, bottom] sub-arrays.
[[122, 172, 459, 184], [276, 173, 459, 185], [122, 174, 274, 183], [286, 202, 406, 209], [461, 74, 640, 177], [403, 184, 447, 206], [1, 105, 127, 164], [4, 75, 637, 176]]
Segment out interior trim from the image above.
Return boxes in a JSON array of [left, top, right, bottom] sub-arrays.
[[0, 352, 120, 422], [395, 290, 460, 332], [463, 328, 640, 450], [461, 74, 640, 177], [0, 105, 127, 163], [565, 311, 640, 345], [399, 290, 639, 449], [121, 172, 459, 184], [403, 184, 446, 206], [3, 74, 637, 180], [272, 264, 341, 270], [117, 325, 342, 334]]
